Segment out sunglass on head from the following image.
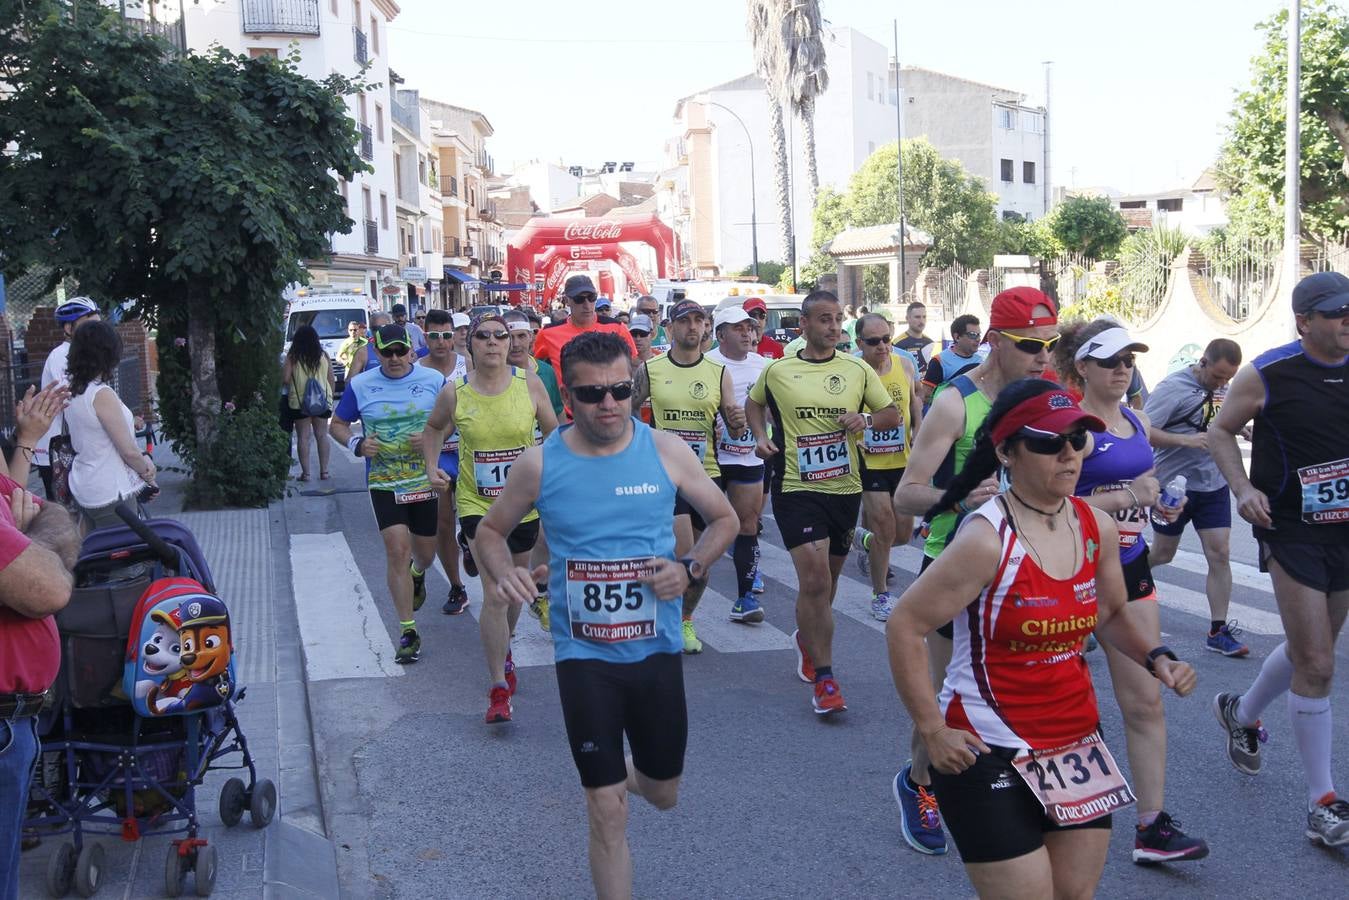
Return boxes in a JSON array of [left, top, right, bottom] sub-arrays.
[[859, 335, 892, 346], [1018, 428, 1089, 455], [997, 331, 1061, 354], [1092, 353, 1136, 370], [570, 381, 635, 404], [1315, 305, 1349, 319], [425, 330, 453, 340], [377, 344, 411, 358], [473, 330, 509, 342]]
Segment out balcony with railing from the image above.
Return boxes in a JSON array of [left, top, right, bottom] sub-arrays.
[[478, 200, 498, 221], [392, 90, 420, 136], [443, 236, 463, 258], [120, 0, 186, 53], [476, 151, 494, 175], [445, 176, 458, 199], [358, 124, 373, 161], [353, 27, 369, 66], [363, 219, 379, 255], [242, 0, 320, 35]]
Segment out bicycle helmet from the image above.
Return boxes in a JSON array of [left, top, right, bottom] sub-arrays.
[[54, 296, 100, 323]]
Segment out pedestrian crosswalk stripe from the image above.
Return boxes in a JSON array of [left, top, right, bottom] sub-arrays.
[[428, 558, 556, 668], [1152, 580, 1284, 635], [1155, 548, 1270, 593], [289, 532, 404, 680], [689, 586, 793, 652]]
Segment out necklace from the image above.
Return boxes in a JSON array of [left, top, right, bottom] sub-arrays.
[[1009, 488, 1066, 531]]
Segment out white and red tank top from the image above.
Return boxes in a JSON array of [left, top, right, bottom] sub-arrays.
[[939, 496, 1103, 751]]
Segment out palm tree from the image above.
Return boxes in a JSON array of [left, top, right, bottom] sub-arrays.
[[747, 0, 795, 280], [783, 0, 828, 207]]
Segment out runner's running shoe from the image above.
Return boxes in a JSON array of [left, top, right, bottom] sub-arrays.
[[1307, 794, 1349, 847], [730, 592, 765, 624], [504, 651, 517, 696], [1206, 622, 1250, 657], [485, 685, 512, 724], [682, 619, 702, 654], [792, 629, 815, 683], [853, 528, 872, 576], [395, 629, 421, 664], [1212, 691, 1265, 775], [812, 677, 846, 715], [1132, 811, 1209, 863], [528, 586, 550, 632], [751, 569, 765, 594], [410, 562, 426, 611], [442, 585, 469, 615], [458, 531, 478, 577], [893, 763, 947, 855], [870, 592, 896, 622]]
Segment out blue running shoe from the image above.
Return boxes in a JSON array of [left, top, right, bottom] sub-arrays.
[[893, 762, 947, 855], [751, 569, 765, 594], [730, 592, 765, 624]]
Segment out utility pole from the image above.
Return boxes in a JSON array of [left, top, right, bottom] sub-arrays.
[[704, 100, 759, 279], [1284, 0, 1302, 292], [894, 19, 907, 302], [1042, 61, 1053, 216]]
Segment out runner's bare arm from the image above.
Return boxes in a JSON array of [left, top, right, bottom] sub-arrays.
[[651, 429, 737, 598], [894, 387, 968, 516], [479, 446, 545, 607], [745, 396, 778, 457], [630, 360, 650, 414], [886, 517, 1001, 772], [718, 367, 746, 433], [1209, 364, 1271, 528], [421, 383, 458, 492], [1091, 510, 1197, 695], [526, 370, 560, 438], [898, 354, 924, 442]]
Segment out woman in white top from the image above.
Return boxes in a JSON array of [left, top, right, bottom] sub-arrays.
[[282, 324, 336, 481], [64, 321, 155, 530]]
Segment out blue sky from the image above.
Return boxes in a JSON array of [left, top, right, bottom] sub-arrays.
[[388, 0, 1285, 193]]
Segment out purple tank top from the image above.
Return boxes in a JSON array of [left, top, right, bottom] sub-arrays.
[[1075, 406, 1153, 564]]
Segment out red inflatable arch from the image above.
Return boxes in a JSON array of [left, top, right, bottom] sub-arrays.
[[533, 242, 651, 301], [507, 213, 679, 303]]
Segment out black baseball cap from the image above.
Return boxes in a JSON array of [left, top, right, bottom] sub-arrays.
[[668, 299, 704, 320], [564, 275, 597, 299], [1292, 271, 1349, 315], [374, 323, 410, 350], [390, 303, 408, 316]]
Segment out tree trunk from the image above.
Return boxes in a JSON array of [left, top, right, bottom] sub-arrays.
[[187, 296, 221, 452], [768, 96, 795, 283], [801, 95, 820, 207]]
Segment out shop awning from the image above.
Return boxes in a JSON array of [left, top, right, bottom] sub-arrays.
[[443, 268, 480, 284]]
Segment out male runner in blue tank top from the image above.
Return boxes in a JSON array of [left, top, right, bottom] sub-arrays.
[[1209, 271, 1349, 847], [476, 332, 737, 899]]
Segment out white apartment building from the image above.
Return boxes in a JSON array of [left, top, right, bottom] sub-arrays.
[[1108, 171, 1228, 236], [893, 67, 1048, 221], [665, 25, 898, 276], [181, 0, 400, 298], [508, 161, 582, 216], [389, 80, 443, 310], [425, 100, 505, 308]]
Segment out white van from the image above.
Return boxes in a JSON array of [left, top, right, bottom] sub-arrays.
[[282, 286, 377, 391]]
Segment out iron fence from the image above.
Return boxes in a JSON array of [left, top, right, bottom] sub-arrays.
[[0, 353, 146, 449], [363, 219, 379, 255], [922, 266, 968, 322], [358, 124, 373, 161], [241, 0, 320, 34], [353, 27, 368, 66], [1308, 233, 1349, 277], [1194, 236, 1279, 323]]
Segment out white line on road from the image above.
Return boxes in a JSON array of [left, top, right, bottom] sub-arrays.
[[290, 532, 403, 681], [691, 585, 793, 652], [1154, 548, 1271, 592]]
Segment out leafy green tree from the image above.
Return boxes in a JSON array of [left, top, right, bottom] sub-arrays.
[[0, 0, 366, 503], [801, 140, 1000, 288], [1218, 0, 1349, 237], [736, 260, 788, 286], [996, 216, 1064, 258], [1048, 196, 1129, 259]]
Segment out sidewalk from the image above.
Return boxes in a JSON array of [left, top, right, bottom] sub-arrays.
[[18, 443, 339, 899]]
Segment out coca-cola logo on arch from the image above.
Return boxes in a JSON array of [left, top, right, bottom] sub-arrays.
[[563, 220, 623, 241]]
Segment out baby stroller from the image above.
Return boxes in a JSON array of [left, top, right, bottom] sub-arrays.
[[25, 505, 276, 897]]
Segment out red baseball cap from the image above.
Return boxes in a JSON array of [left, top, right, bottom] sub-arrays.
[[991, 390, 1105, 447], [986, 287, 1058, 339], [742, 297, 767, 314]]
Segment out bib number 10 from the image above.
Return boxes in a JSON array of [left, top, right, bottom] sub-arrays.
[[582, 582, 645, 613]]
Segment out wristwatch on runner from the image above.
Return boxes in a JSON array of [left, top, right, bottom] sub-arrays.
[[678, 556, 706, 589], [1145, 645, 1179, 676]]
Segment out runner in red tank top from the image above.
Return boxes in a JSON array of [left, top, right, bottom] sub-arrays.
[[886, 380, 1197, 899]]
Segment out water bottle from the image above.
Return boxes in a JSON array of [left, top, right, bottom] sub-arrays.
[[1152, 474, 1187, 525]]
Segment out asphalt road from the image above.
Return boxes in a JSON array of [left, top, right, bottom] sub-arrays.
[[289, 447, 1349, 899]]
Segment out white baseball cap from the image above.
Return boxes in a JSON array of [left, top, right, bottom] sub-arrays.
[[1074, 326, 1149, 361], [451, 313, 471, 329], [713, 307, 753, 330]]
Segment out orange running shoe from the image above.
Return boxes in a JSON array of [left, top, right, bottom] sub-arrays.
[[792, 629, 816, 684], [485, 685, 512, 724], [812, 677, 846, 715]]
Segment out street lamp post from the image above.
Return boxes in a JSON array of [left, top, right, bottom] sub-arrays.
[[704, 100, 760, 280]]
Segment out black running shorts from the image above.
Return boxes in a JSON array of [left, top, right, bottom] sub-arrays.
[[859, 461, 905, 495], [369, 489, 438, 537], [1121, 546, 1157, 602], [555, 653, 688, 789], [771, 489, 861, 556], [930, 745, 1112, 864], [720, 463, 766, 485], [1259, 540, 1349, 594], [674, 492, 708, 533], [459, 515, 540, 555]]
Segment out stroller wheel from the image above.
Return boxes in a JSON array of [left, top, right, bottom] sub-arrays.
[[164, 846, 185, 898], [248, 779, 277, 828], [218, 778, 247, 827], [73, 843, 104, 898], [193, 844, 217, 897], [44, 841, 76, 897]]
